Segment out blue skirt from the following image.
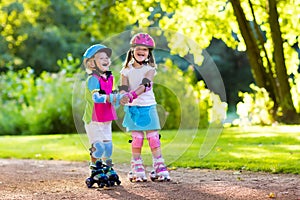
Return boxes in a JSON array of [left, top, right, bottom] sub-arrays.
[[122, 105, 161, 132]]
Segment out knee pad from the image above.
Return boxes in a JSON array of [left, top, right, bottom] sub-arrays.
[[131, 131, 144, 148], [146, 131, 160, 149], [90, 141, 105, 159], [103, 141, 113, 159]]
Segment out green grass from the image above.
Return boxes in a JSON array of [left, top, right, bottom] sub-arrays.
[[0, 125, 299, 174]]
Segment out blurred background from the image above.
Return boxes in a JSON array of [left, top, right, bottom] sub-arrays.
[[0, 0, 299, 135]]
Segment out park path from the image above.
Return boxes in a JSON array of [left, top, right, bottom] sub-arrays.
[[0, 159, 299, 200]]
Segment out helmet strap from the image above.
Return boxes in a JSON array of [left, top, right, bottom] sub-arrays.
[[92, 60, 112, 78], [132, 54, 149, 66]]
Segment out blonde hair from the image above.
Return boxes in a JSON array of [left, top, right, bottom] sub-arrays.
[[83, 58, 96, 74]]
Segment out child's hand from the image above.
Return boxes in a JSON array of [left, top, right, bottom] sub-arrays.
[[120, 95, 129, 105]]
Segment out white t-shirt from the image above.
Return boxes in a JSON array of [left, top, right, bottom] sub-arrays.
[[120, 64, 157, 106]]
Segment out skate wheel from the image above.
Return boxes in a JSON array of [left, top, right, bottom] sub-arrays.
[[135, 177, 142, 182], [116, 180, 121, 185], [98, 182, 105, 188], [85, 177, 94, 188], [109, 181, 115, 186]]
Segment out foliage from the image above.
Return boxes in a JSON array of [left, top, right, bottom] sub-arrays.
[[290, 73, 300, 113], [0, 53, 225, 134], [78, 0, 300, 123], [235, 84, 275, 126], [0, 0, 87, 73], [0, 55, 81, 135], [205, 38, 254, 111], [154, 58, 227, 129], [1, 0, 299, 127], [1, 126, 299, 174], [157, 0, 300, 122]]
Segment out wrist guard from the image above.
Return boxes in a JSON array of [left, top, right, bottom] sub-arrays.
[[126, 91, 138, 103], [92, 93, 106, 103]]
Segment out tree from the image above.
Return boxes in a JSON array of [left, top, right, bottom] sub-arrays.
[[158, 0, 299, 123], [228, 0, 299, 122], [81, 0, 299, 123], [0, 0, 87, 74]]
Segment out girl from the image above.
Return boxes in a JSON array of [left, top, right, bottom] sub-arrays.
[[119, 33, 171, 182]]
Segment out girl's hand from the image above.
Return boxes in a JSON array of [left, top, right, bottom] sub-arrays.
[[120, 95, 130, 105]]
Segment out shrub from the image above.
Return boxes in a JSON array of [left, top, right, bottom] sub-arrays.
[[0, 57, 227, 135], [234, 83, 275, 126], [0, 56, 79, 135]]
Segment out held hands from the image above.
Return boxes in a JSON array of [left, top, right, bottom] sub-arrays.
[[124, 91, 138, 103], [92, 92, 130, 107], [120, 94, 130, 105], [117, 91, 138, 105], [109, 93, 123, 108], [109, 93, 131, 108]]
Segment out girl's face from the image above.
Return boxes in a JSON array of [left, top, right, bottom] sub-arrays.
[[133, 46, 149, 63], [93, 51, 111, 72]]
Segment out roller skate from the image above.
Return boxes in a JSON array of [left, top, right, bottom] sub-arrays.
[[149, 157, 171, 182], [105, 159, 121, 186], [128, 158, 147, 182], [85, 159, 110, 188]]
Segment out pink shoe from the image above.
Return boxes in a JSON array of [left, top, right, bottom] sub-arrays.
[[128, 158, 147, 182], [150, 157, 171, 181]]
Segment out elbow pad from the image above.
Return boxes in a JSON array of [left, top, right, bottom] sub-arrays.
[[141, 78, 152, 92], [118, 85, 129, 92]]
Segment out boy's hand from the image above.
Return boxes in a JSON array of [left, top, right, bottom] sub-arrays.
[[109, 93, 126, 108]]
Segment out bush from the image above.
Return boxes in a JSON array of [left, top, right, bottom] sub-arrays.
[[153, 59, 227, 129], [0, 58, 227, 135], [0, 55, 80, 135], [234, 83, 275, 126]]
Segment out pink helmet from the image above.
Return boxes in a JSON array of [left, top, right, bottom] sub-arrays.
[[130, 33, 155, 48]]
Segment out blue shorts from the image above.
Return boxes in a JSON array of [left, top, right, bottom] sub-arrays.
[[122, 105, 161, 132]]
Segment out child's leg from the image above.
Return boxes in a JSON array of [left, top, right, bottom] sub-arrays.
[[131, 131, 144, 159], [146, 130, 161, 158], [85, 122, 113, 164], [128, 131, 147, 182], [146, 130, 170, 181]]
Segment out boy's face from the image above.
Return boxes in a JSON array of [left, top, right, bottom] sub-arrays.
[[93, 51, 111, 72], [133, 45, 149, 62]]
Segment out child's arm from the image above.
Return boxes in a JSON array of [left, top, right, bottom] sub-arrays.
[[118, 74, 129, 93], [87, 76, 110, 103], [125, 69, 155, 103]]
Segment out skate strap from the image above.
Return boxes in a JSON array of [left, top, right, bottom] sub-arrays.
[[132, 163, 145, 172], [154, 162, 167, 171]]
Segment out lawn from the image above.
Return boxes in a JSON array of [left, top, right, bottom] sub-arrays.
[[0, 125, 299, 174]]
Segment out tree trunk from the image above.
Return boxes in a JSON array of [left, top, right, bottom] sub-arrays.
[[229, 0, 267, 89], [230, 0, 300, 123], [268, 0, 299, 123], [247, 0, 280, 112]]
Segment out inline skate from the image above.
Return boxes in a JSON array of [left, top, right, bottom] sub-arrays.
[[105, 158, 121, 186], [149, 157, 171, 182], [128, 158, 147, 182]]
